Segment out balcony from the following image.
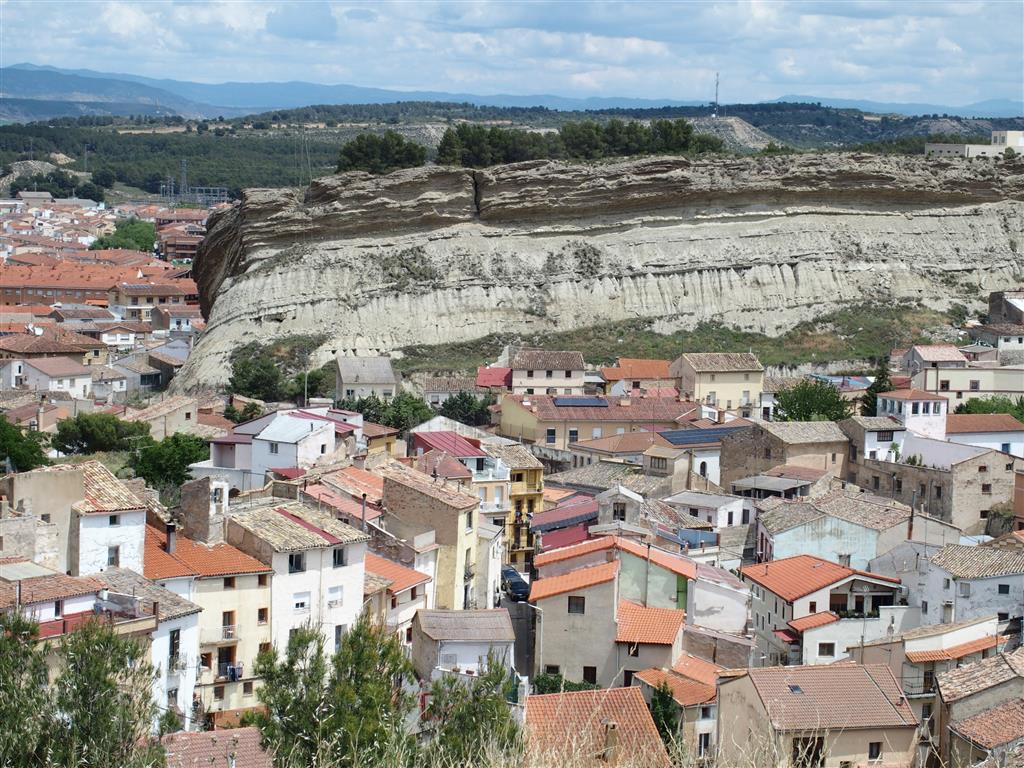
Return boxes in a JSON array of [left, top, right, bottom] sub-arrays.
[[215, 662, 245, 681], [201, 625, 239, 645], [478, 500, 510, 513], [471, 467, 511, 483], [464, 564, 475, 581]]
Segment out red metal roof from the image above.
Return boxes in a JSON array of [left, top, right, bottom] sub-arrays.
[[413, 430, 485, 457], [540, 523, 590, 550], [476, 366, 511, 388], [275, 507, 342, 546]]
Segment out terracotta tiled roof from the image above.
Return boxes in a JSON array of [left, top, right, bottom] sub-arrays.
[[908, 344, 967, 363], [616, 600, 685, 645], [71, 460, 146, 514], [601, 358, 672, 382], [101, 567, 201, 621], [361, 421, 399, 438], [365, 552, 430, 595], [162, 727, 272, 768], [23, 356, 91, 377], [946, 413, 1024, 434], [634, 667, 716, 707], [414, 608, 515, 642], [905, 634, 1007, 663], [228, 500, 369, 552], [534, 536, 698, 580], [529, 561, 619, 601], [510, 348, 585, 370], [525, 687, 669, 767], [741, 664, 918, 731], [481, 441, 543, 469], [475, 366, 512, 388], [740, 555, 900, 602], [413, 430, 486, 457], [758, 421, 848, 444], [950, 698, 1024, 750], [788, 611, 840, 634], [414, 449, 473, 480], [931, 544, 1024, 579], [878, 388, 947, 401], [379, 464, 478, 509], [936, 648, 1024, 702], [0, 571, 103, 608], [675, 352, 763, 373], [145, 524, 271, 579], [671, 653, 723, 686], [507, 394, 701, 425], [144, 525, 197, 580], [534, 535, 616, 565], [569, 431, 672, 454]]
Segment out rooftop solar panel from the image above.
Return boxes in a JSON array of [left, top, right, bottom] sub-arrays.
[[552, 396, 608, 407], [659, 425, 750, 446]]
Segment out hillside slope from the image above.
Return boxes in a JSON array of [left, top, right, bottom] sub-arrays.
[[176, 154, 1024, 390]]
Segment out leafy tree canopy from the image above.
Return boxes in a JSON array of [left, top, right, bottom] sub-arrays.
[[337, 130, 427, 175], [860, 360, 892, 416], [439, 391, 495, 427], [649, 680, 680, 744], [224, 400, 263, 424], [52, 412, 151, 455], [90, 217, 156, 252], [774, 379, 853, 422], [10, 168, 105, 202], [532, 672, 600, 694], [954, 395, 1024, 422], [336, 392, 433, 433], [229, 351, 285, 402], [128, 432, 208, 492], [0, 418, 49, 471]]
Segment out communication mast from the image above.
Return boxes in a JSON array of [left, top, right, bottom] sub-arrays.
[[712, 72, 720, 118]]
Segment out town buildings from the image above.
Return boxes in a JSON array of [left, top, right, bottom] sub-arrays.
[[409, 608, 516, 679], [669, 352, 763, 412], [509, 349, 586, 396], [334, 356, 399, 400]]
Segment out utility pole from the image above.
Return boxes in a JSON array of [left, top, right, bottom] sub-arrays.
[[712, 72, 719, 118]]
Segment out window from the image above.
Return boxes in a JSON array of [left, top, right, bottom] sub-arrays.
[[698, 733, 711, 757], [934, 402, 942, 415], [243, 681, 254, 695], [257, 607, 268, 624], [699, 705, 713, 720], [293, 592, 310, 612], [817, 642, 835, 657], [108, 514, 119, 526], [923, 402, 931, 414], [895, 478, 903, 493], [935, 486, 941, 499], [998, 612, 1009, 622], [763, 447, 771, 459], [592, 427, 603, 439], [969, 380, 980, 391], [269, 442, 279, 455], [583, 666, 597, 684], [868, 742, 882, 762], [406, 627, 413, 643], [627, 643, 639, 657], [831, 452, 837, 463], [742, 508, 750, 524], [544, 665, 560, 675], [1002, 443, 1012, 454], [214, 685, 224, 701], [838, 554, 851, 567], [41, 514, 50, 523], [650, 457, 667, 471], [564, 370, 571, 378], [54, 599, 63, 617], [808, 601, 816, 613], [258, 574, 268, 587], [943, 578, 950, 589], [545, 428, 556, 445], [958, 582, 971, 598], [327, 585, 343, 607], [568, 428, 578, 443], [107, 546, 120, 567], [876, 430, 894, 442], [545, 370, 553, 379], [258, 642, 271, 655], [612, 502, 627, 522], [567, 595, 585, 614], [872, 475, 880, 490], [939, 380, 949, 391], [978, 465, 988, 473], [921, 600, 928, 614], [335, 624, 346, 651], [982, 483, 992, 494], [223, 576, 235, 589], [998, 583, 1010, 594], [320, 444, 326, 454], [727, 510, 734, 525], [622, 670, 636, 687], [333, 548, 346, 568], [288, 553, 305, 573]]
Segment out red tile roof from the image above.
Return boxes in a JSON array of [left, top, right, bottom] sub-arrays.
[[950, 698, 1024, 750], [879, 388, 947, 401], [601, 358, 673, 382], [905, 634, 1007, 663], [534, 536, 697, 580], [634, 668, 716, 707], [365, 552, 431, 595], [529, 561, 619, 601], [144, 524, 271, 580], [414, 449, 473, 480], [413, 430, 486, 457], [476, 366, 512, 388], [540, 523, 590, 550], [301, 484, 383, 523], [0, 572, 103, 609], [506, 394, 701, 425], [526, 687, 669, 767], [671, 653, 724, 686], [740, 554, 900, 602], [325, 465, 384, 504], [616, 600, 685, 645], [162, 727, 272, 768], [788, 611, 840, 633], [946, 413, 1024, 434]]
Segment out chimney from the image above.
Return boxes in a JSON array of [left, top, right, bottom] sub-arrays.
[[600, 720, 620, 763], [166, 523, 177, 554]]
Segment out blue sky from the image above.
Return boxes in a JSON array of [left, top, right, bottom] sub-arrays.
[[2, 0, 1021, 104]]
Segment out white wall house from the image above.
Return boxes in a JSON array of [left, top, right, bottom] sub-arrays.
[[945, 414, 1024, 459], [21, 357, 93, 398], [663, 490, 747, 529], [921, 544, 1024, 627], [877, 390, 948, 440], [410, 608, 517, 680], [76, 507, 146, 575], [226, 500, 369, 654]]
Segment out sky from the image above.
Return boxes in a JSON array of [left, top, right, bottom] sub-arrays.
[[2, 0, 1022, 105]]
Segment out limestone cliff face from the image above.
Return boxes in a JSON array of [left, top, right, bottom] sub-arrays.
[[179, 154, 1024, 390]]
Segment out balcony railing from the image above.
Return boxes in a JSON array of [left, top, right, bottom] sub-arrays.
[[472, 467, 511, 482], [464, 564, 475, 581], [201, 624, 239, 644], [215, 662, 245, 681]]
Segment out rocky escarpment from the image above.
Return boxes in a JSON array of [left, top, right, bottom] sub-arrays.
[[178, 154, 1024, 390]]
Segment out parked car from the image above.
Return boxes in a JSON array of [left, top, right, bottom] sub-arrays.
[[501, 565, 530, 602]]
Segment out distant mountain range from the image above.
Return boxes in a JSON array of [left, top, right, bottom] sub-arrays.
[[3, 63, 1022, 122]]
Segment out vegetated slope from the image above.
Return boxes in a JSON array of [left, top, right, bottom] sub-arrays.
[[173, 153, 1024, 391]]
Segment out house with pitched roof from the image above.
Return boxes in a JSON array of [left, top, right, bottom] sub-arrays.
[[740, 554, 907, 666], [901, 344, 969, 373], [669, 352, 764, 413], [162, 727, 272, 768], [363, 552, 431, 644], [945, 412, 1024, 458], [634, 654, 723, 758], [920, 544, 1024, 627], [525, 686, 670, 768], [935, 648, 1024, 767], [509, 348, 586, 396], [225, 498, 368, 654], [601, 357, 674, 396], [850, 615, 1006, 758], [0, 356, 93, 397], [717, 664, 919, 768], [481, 441, 544, 568], [334, 355, 399, 401], [410, 607, 515, 680], [719, 420, 849, 489]]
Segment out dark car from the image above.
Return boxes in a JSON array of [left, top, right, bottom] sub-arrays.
[[501, 565, 530, 602]]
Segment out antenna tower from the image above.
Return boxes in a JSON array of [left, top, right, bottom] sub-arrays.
[[179, 159, 188, 198], [713, 72, 720, 118]]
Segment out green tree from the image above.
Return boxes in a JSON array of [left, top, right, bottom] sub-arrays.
[[90, 218, 156, 252], [91, 168, 117, 188], [224, 400, 263, 423], [284, 364, 335, 404], [435, 127, 464, 165], [336, 394, 387, 424], [440, 391, 495, 427], [74, 180, 106, 203], [649, 681, 680, 744], [423, 653, 520, 765], [0, 613, 50, 762], [0, 418, 49, 471], [532, 672, 600, 694], [129, 433, 208, 491], [860, 360, 893, 416], [51, 412, 151, 455], [229, 352, 284, 401], [337, 131, 427, 175], [954, 395, 1024, 422], [774, 379, 853, 422], [382, 392, 434, 433], [50, 619, 161, 768]]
